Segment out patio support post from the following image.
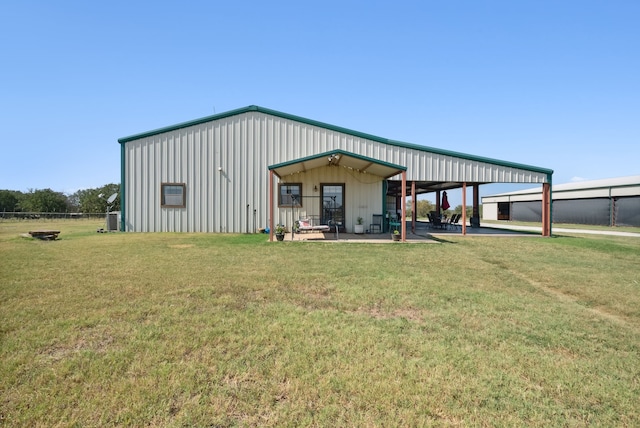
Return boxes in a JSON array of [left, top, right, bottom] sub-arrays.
[[401, 171, 407, 242], [269, 170, 274, 242], [411, 180, 416, 234], [549, 175, 553, 236], [462, 182, 467, 236], [541, 183, 548, 236], [436, 190, 441, 214], [473, 184, 480, 226], [542, 182, 551, 237]]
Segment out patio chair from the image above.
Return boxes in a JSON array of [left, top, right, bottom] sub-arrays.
[[449, 213, 461, 230], [428, 212, 443, 229], [443, 214, 458, 230], [389, 213, 401, 232], [370, 214, 383, 234]]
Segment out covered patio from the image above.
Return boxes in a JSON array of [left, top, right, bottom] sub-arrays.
[[385, 178, 552, 239], [268, 148, 553, 242], [276, 220, 538, 243], [268, 150, 409, 241]]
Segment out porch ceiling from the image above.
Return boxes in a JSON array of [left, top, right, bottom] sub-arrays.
[[268, 149, 406, 179]]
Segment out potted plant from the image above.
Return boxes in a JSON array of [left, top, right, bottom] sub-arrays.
[[354, 216, 365, 234], [391, 229, 401, 241], [275, 224, 286, 241]]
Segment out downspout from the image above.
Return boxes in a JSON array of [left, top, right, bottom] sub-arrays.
[[411, 180, 416, 234], [462, 183, 467, 236]]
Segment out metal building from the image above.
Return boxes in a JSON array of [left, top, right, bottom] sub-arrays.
[[118, 105, 554, 239], [482, 175, 640, 227]]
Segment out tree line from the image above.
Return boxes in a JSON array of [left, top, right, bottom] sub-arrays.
[[0, 185, 479, 218], [0, 184, 120, 214]]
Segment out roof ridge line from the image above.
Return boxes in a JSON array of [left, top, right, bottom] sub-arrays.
[[118, 105, 553, 175]]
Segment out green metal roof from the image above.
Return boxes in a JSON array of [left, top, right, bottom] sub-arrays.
[[118, 105, 553, 176]]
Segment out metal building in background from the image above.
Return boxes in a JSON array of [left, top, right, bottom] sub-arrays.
[[482, 175, 640, 227], [118, 105, 554, 238]]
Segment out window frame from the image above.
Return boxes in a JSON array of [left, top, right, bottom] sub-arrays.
[[278, 183, 303, 207], [161, 183, 186, 208]]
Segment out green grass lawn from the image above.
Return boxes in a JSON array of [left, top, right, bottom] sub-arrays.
[[1, 219, 639, 426]]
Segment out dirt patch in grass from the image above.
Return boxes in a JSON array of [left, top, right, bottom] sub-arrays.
[[40, 326, 116, 362], [504, 263, 635, 330]]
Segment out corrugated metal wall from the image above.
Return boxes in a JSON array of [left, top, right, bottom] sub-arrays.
[[616, 196, 640, 227], [553, 199, 611, 225], [483, 182, 640, 226], [123, 111, 549, 232], [512, 201, 542, 222]]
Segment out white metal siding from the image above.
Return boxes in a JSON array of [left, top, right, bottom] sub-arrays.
[[483, 203, 499, 220], [612, 185, 640, 198], [124, 111, 550, 232], [554, 189, 612, 200]]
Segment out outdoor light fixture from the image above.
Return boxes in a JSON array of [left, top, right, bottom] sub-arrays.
[[218, 166, 223, 172], [327, 153, 340, 164], [314, 185, 318, 192]]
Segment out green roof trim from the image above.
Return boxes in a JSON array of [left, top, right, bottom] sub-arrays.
[[118, 105, 553, 175], [267, 149, 406, 172], [117, 105, 259, 143]]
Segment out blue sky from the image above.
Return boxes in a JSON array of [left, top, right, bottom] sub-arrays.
[[1, 1, 638, 206]]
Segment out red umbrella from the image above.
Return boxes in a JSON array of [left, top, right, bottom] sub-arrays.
[[441, 191, 450, 211]]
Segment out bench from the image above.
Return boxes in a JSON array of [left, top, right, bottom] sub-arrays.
[[296, 219, 330, 233]]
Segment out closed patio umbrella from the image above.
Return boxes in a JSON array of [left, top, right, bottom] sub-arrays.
[[442, 191, 450, 211]]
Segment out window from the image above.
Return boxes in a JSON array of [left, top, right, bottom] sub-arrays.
[[161, 183, 186, 208], [279, 183, 302, 207]]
